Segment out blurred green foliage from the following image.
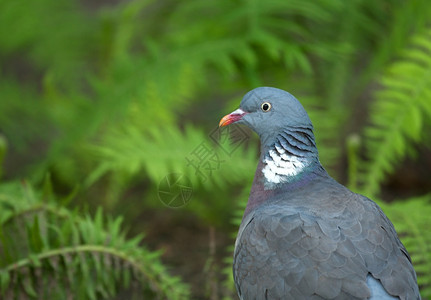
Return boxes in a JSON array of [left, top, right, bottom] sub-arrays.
[[0, 0, 431, 299], [0, 179, 189, 299]]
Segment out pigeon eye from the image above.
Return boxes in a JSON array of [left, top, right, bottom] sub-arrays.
[[261, 102, 272, 112]]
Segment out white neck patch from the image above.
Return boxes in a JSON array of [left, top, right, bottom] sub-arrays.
[[262, 147, 309, 185]]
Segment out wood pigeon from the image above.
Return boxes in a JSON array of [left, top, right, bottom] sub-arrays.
[[219, 87, 420, 300]]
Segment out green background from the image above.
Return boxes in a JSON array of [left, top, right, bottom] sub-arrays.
[[0, 0, 430, 299]]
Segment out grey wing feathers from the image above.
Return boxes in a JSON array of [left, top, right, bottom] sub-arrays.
[[233, 195, 420, 300]]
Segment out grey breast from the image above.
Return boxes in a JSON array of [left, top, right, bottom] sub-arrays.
[[233, 178, 420, 300]]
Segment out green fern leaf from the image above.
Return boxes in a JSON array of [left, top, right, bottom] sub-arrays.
[[379, 195, 431, 298], [0, 181, 190, 299], [361, 29, 431, 197]]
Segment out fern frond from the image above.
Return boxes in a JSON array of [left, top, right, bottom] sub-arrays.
[[361, 29, 431, 197], [358, 0, 431, 89], [0, 181, 189, 299], [379, 194, 431, 299], [87, 123, 257, 191]]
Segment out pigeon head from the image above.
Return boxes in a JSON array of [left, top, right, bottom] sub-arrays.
[[220, 87, 320, 187], [220, 87, 314, 145]]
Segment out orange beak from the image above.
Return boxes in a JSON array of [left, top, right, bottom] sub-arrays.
[[219, 109, 246, 127]]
